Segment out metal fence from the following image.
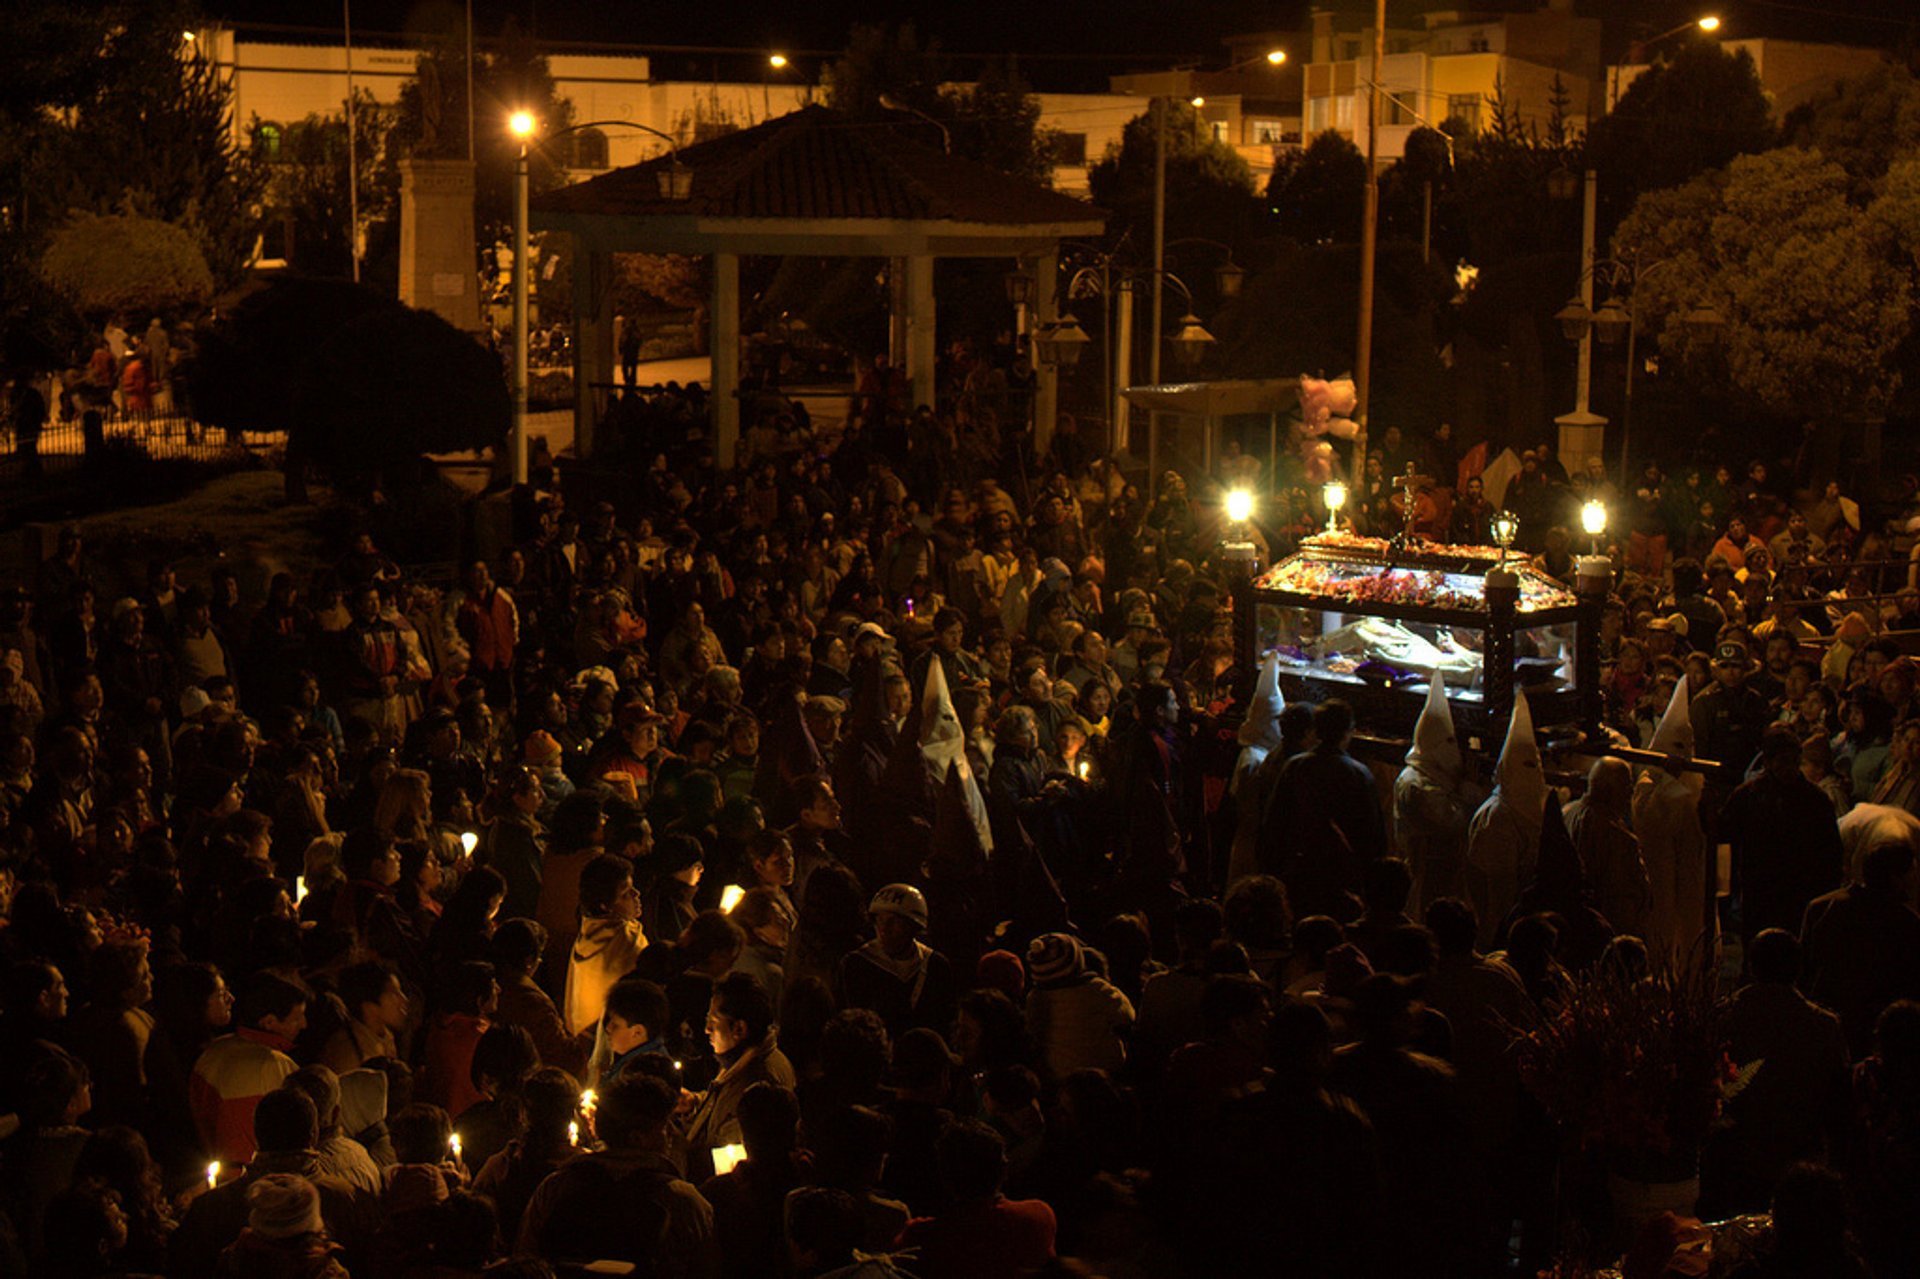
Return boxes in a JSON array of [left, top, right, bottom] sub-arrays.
[[0, 406, 284, 479]]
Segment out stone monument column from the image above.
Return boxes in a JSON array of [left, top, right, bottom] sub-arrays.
[[399, 157, 480, 331]]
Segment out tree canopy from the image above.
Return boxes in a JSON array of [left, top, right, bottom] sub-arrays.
[[389, 20, 576, 249], [1611, 147, 1919, 420], [21, 0, 265, 288], [1586, 41, 1774, 232], [1267, 130, 1368, 245], [1087, 102, 1263, 259], [40, 210, 215, 319], [825, 23, 1052, 185], [1784, 62, 1920, 198], [186, 277, 508, 487]]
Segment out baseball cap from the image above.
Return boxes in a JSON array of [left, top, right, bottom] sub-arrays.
[[1713, 640, 1749, 667], [855, 622, 890, 645]]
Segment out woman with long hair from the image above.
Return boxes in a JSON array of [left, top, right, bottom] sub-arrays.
[[73, 1125, 175, 1270], [782, 862, 869, 998], [394, 840, 445, 939], [141, 962, 232, 1189], [476, 766, 545, 923], [429, 864, 507, 988], [373, 768, 433, 844]]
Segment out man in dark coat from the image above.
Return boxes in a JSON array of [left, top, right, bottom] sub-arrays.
[[1720, 724, 1845, 942], [1261, 699, 1386, 917], [1801, 840, 1920, 1056], [1691, 640, 1772, 777]]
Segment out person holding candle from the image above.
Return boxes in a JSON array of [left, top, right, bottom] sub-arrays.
[[516, 1073, 719, 1275]]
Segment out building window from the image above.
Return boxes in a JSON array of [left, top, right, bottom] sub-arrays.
[[567, 127, 610, 169], [1047, 131, 1088, 166], [1469, 35, 1490, 52], [1335, 96, 1355, 129], [1211, 120, 1229, 143], [1308, 97, 1330, 132], [1252, 118, 1288, 144], [1446, 93, 1481, 133]]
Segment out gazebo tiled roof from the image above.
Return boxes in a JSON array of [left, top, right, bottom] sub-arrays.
[[534, 104, 1103, 227]]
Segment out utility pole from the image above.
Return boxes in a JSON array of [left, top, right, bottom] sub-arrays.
[[344, 0, 360, 282], [1148, 96, 1167, 466], [465, 0, 475, 162], [1351, 0, 1385, 488]]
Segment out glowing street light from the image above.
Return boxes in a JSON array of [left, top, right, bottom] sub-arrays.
[[508, 110, 537, 140], [1266, 49, 1288, 65], [1697, 15, 1721, 32], [1190, 96, 1206, 108], [1225, 488, 1255, 525], [769, 52, 789, 69], [1580, 499, 1608, 554], [1492, 511, 1519, 563], [1323, 481, 1348, 533]]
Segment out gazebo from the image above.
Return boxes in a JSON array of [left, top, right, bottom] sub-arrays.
[[532, 106, 1106, 464]]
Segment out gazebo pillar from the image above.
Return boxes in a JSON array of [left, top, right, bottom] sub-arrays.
[[905, 253, 937, 410], [571, 240, 615, 459], [1032, 249, 1059, 458], [888, 258, 908, 369], [712, 251, 741, 468]]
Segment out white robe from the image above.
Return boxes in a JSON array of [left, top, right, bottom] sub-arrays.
[[1632, 769, 1711, 968]]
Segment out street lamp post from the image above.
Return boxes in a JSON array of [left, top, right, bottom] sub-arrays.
[[1555, 255, 1726, 490], [507, 114, 693, 484], [509, 110, 535, 484]]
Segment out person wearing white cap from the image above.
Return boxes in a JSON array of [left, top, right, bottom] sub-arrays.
[[1467, 691, 1549, 948], [1633, 679, 1713, 967], [837, 884, 957, 1039], [1394, 674, 1480, 913]]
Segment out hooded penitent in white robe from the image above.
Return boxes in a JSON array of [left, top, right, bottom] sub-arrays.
[[920, 659, 994, 855], [1631, 679, 1712, 968], [1228, 654, 1286, 887], [1837, 803, 1920, 886], [1468, 690, 1548, 946], [1394, 675, 1481, 912]]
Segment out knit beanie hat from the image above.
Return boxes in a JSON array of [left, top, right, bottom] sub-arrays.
[[247, 1174, 324, 1240], [975, 949, 1026, 1002], [523, 730, 563, 767], [1026, 933, 1084, 985]]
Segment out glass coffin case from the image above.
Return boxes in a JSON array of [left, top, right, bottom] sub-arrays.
[[1245, 532, 1600, 744]]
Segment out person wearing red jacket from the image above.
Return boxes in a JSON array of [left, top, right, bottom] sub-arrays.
[[455, 561, 518, 703], [190, 972, 309, 1166]]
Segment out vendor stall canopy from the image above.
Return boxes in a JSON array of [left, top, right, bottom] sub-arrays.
[[1119, 379, 1301, 418]]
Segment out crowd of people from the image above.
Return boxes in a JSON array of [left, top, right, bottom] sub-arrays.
[[0, 377, 1918, 1279]]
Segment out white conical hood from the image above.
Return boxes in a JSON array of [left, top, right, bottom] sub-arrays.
[[1406, 673, 1462, 783], [1649, 678, 1694, 759], [919, 659, 964, 768], [919, 659, 994, 852], [1494, 688, 1548, 820], [1237, 652, 1286, 750], [1645, 677, 1704, 797]]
